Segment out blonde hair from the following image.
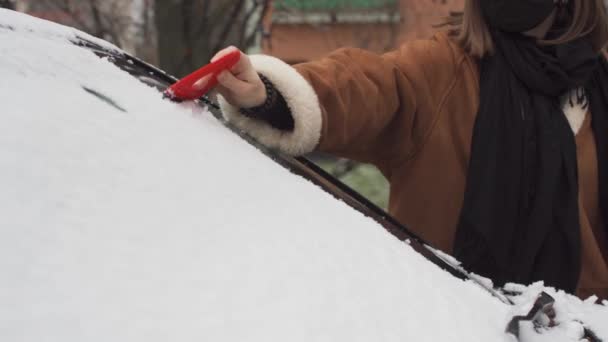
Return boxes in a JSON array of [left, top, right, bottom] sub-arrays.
[[441, 0, 608, 58]]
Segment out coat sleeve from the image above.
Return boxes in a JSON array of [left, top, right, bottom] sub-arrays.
[[218, 34, 460, 164]]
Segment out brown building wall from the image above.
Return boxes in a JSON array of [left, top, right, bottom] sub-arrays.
[[263, 0, 464, 63]]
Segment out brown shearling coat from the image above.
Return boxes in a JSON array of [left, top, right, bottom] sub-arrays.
[[293, 32, 608, 300]]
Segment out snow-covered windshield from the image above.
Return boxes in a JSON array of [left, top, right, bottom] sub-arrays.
[[0, 9, 606, 342]]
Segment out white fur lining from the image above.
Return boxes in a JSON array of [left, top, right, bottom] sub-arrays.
[[218, 55, 322, 156]]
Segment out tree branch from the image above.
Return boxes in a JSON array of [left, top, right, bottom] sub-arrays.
[[210, 0, 246, 53]]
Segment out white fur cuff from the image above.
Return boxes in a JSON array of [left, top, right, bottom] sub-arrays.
[[218, 55, 322, 156]]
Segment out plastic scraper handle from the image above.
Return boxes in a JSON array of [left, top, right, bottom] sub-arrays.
[[164, 49, 241, 101]]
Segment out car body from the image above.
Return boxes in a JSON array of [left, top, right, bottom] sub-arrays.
[[0, 9, 606, 342]]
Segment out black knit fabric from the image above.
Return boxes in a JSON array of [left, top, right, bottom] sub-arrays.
[[240, 74, 294, 131]]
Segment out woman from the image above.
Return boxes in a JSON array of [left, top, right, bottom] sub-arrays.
[[199, 0, 608, 299]]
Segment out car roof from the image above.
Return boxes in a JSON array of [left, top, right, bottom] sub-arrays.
[[0, 9, 606, 342]]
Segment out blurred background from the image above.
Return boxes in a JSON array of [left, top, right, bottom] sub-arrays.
[[1, 0, 463, 209]]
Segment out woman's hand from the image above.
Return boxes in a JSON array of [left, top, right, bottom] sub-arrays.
[[195, 46, 267, 108]]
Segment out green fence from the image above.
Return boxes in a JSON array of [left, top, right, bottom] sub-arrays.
[[275, 0, 397, 11]]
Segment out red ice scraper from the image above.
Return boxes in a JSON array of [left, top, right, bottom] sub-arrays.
[[164, 49, 241, 101]]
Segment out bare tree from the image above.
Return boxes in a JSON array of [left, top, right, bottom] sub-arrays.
[[129, 0, 158, 64], [155, 0, 271, 77], [19, 0, 268, 73], [0, 0, 15, 10], [33, 0, 137, 48], [20, 0, 156, 63]]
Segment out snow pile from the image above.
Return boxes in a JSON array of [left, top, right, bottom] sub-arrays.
[[0, 9, 606, 342], [506, 283, 608, 341]]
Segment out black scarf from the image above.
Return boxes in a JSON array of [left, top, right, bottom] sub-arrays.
[[453, 31, 608, 292]]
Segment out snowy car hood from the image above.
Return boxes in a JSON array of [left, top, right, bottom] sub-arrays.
[[0, 9, 606, 342]]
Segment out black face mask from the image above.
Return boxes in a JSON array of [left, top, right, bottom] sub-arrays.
[[480, 0, 555, 32]]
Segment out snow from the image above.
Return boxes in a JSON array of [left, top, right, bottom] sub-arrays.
[[0, 9, 606, 342], [505, 283, 608, 341]]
